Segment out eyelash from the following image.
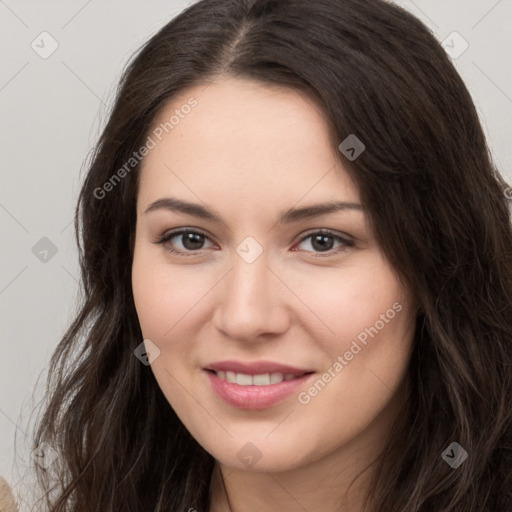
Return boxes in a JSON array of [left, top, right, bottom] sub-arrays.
[[153, 228, 354, 258]]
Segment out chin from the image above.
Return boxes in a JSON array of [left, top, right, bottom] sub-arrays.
[[205, 436, 316, 473]]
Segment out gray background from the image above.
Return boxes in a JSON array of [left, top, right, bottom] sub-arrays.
[[1, 0, 511, 507]]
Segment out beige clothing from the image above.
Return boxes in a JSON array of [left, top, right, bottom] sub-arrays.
[[0, 477, 18, 512]]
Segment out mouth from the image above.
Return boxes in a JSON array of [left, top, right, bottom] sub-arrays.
[[203, 361, 316, 410], [205, 369, 312, 386]]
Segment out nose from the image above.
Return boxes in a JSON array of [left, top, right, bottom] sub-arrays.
[[212, 248, 290, 343]]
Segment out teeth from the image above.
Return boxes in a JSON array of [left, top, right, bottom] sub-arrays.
[[236, 373, 253, 386], [253, 373, 270, 385], [270, 372, 283, 384], [215, 371, 300, 385]]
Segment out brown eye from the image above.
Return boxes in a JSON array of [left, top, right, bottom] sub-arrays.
[[154, 228, 353, 258], [156, 229, 215, 256], [293, 230, 354, 256]]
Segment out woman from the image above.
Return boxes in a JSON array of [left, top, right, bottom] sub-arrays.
[[31, 0, 512, 510]]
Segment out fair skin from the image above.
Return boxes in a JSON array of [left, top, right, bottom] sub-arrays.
[[131, 76, 418, 511]]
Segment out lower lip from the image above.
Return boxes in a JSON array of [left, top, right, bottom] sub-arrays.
[[205, 370, 314, 410]]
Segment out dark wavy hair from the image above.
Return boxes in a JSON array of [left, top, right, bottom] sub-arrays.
[[27, 0, 511, 510]]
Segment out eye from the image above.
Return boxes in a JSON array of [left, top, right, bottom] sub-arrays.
[[154, 228, 354, 257], [292, 229, 354, 257], [154, 229, 215, 256]]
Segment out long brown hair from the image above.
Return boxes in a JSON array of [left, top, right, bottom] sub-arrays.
[[29, 0, 512, 510]]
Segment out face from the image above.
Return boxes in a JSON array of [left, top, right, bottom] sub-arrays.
[[131, 76, 417, 473]]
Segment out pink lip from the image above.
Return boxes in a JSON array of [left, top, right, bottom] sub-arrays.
[[205, 359, 313, 376], [204, 368, 315, 410]]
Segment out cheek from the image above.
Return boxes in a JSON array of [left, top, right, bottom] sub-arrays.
[[131, 249, 221, 405], [299, 261, 414, 418], [131, 252, 210, 420], [290, 254, 414, 415], [287, 254, 406, 354], [131, 249, 213, 341]]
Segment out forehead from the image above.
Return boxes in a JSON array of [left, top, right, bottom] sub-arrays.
[[137, 76, 360, 208]]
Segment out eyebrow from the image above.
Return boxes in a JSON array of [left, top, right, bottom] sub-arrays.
[[143, 197, 364, 225]]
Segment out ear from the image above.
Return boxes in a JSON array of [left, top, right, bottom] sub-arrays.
[[0, 477, 18, 512]]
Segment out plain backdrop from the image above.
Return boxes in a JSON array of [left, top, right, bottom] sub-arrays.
[[1, 0, 511, 507]]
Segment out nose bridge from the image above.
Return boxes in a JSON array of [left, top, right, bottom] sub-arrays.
[[227, 234, 271, 299], [226, 244, 272, 314], [231, 248, 268, 301], [214, 238, 288, 340]]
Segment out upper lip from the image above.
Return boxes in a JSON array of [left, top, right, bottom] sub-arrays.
[[205, 360, 314, 376]]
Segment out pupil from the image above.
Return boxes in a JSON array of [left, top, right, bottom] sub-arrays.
[[180, 233, 334, 252], [312, 234, 333, 252], [183, 232, 204, 250]]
